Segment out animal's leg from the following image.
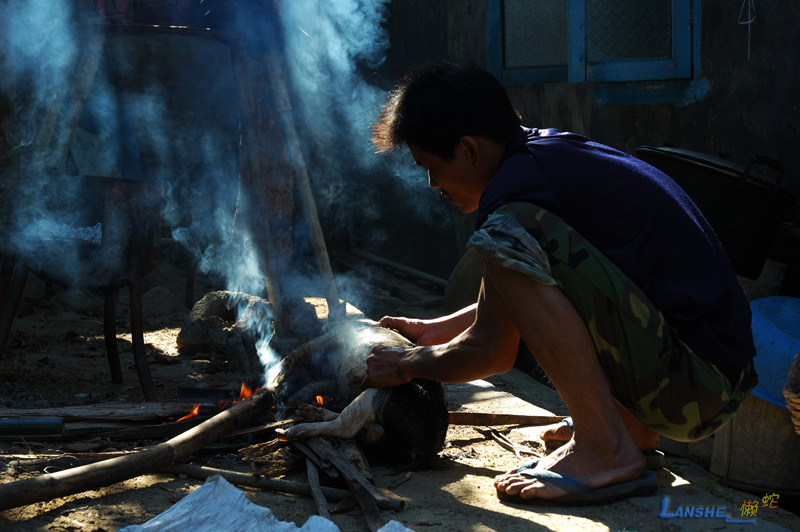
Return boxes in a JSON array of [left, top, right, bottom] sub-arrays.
[[278, 389, 378, 440], [294, 403, 339, 422]]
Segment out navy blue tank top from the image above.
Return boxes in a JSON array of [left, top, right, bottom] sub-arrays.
[[476, 127, 755, 369]]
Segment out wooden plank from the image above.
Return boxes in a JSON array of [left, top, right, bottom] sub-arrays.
[[0, 401, 204, 421], [305, 458, 331, 519], [448, 411, 567, 426]]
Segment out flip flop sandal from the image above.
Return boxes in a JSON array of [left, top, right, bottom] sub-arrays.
[[496, 469, 658, 506], [516, 450, 664, 472]]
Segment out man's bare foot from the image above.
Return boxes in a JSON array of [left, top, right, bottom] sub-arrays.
[[540, 413, 660, 453], [494, 436, 647, 500]]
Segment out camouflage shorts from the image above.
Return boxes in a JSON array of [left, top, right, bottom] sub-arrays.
[[468, 202, 756, 442]]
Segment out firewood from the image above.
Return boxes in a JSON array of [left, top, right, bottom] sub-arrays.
[[305, 458, 331, 519], [291, 440, 340, 480], [337, 439, 373, 482], [238, 438, 287, 462], [88, 417, 208, 441], [0, 401, 205, 422], [251, 447, 299, 478], [160, 463, 351, 503], [2, 451, 134, 463], [304, 437, 404, 512], [345, 477, 386, 532], [228, 417, 296, 437], [447, 411, 567, 426], [0, 388, 273, 511]]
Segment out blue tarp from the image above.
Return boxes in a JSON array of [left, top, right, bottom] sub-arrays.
[[750, 296, 800, 409]]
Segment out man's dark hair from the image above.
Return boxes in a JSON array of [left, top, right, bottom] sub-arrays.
[[371, 61, 522, 159]]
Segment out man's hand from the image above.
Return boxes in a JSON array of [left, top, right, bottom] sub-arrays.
[[377, 316, 436, 345], [378, 308, 475, 346], [360, 345, 415, 389]]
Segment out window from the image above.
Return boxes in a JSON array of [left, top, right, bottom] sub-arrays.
[[487, 0, 697, 84]]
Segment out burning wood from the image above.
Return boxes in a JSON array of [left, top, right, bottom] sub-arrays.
[[175, 404, 200, 422]]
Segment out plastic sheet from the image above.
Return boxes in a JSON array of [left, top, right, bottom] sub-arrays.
[[117, 475, 414, 532]]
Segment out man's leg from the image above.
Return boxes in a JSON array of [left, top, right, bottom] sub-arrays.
[[488, 270, 648, 500], [472, 203, 751, 500]]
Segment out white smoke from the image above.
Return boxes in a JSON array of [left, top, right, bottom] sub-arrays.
[[0, 0, 449, 386]]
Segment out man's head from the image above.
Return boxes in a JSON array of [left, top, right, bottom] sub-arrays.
[[371, 61, 521, 160]]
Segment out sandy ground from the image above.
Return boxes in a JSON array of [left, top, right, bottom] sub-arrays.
[[1, 250, 800, 532]]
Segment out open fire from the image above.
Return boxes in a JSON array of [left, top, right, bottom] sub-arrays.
[[175, 404, 200, 423], [175, 382, 260, 422]]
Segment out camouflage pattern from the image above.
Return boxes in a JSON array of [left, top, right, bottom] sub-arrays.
[[468, 202, 756, 442]]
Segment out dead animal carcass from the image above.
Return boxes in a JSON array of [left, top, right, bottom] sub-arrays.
[[269, 322, 448, 469]]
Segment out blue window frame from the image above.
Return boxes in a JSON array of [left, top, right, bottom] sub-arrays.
[[487, 0, 698, 84]]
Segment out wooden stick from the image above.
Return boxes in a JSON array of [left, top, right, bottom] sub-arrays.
[[2, 452, 135, 462], [350, 248, 448, 289], [448, 411, 567, 426], [291, 440, 339, 479], [161, 463, 351, 503], [305, 437, 404, 512], [0, 388, 273, 511], [228, 418, 296, 437], [88, 417, 208, 441], [260, 51, 345, 323], [345, 477, 386, 532], [337, 439, 373, 482], [305, 458, 331, 519]]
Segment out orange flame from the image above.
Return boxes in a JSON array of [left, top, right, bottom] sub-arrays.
[[315, 395, 324, 405], [237, 382, 254, 403], [176, 404, 200, 422]]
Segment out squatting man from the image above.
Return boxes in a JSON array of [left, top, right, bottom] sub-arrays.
[[360, 61, 758, 505]]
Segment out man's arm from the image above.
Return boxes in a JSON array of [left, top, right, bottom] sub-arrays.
[[362, 268, 520, 387]]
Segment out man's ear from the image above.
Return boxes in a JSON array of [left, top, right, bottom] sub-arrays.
[[459, 136, 480, 166]]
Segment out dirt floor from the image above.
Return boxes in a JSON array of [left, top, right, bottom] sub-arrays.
[[2, 249, 800, 532]]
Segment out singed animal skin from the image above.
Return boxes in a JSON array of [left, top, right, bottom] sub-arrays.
[[270, 322, 449, 469]]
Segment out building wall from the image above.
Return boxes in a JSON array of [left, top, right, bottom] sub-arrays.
[[385, 0, 800, 290], [388, 0, 799, 197]]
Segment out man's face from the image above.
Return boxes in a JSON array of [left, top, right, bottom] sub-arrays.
[[407, 139, 490, 213]]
